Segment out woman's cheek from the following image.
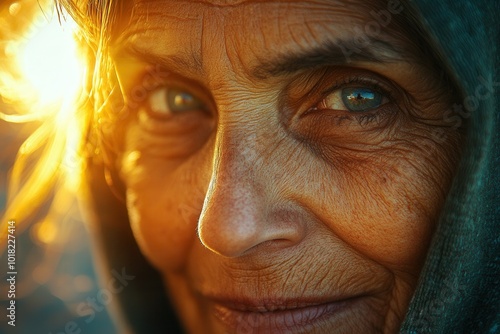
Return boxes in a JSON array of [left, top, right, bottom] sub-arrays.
[[313, 137, 454, 273], [337, 178, 434, 271], [125, 190, 189, 272], [121, 156, 199, 273], [118, 117, 210, 272]]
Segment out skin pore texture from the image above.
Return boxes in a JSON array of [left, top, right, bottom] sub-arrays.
[[109, 0, 462, 333]]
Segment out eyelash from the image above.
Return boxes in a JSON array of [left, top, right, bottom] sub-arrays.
[[305, 75, 398, 126]]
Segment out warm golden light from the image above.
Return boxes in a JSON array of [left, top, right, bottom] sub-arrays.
[[0, 2, 87, 248], [33, 219, 58, 244], [19, 12, 84, 109], [11, 9, 86, 190]]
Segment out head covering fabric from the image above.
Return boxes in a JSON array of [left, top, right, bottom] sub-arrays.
[[401, 0, 499, 333]]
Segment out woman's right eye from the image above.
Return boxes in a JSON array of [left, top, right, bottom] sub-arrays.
[[148, 87, 206, 117]]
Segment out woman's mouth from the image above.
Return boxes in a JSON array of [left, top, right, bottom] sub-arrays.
[[209, 295, 361, 333]]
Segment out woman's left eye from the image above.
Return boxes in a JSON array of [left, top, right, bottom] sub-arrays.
[[318, 87, 388, 113]]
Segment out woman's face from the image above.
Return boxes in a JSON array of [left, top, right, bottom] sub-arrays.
[[111, 0, 461, 332]]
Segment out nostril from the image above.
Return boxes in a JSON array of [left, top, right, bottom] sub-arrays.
[[199, 228, 259, 257], [198, 204, 264, 257], [198, 192, 308, 257], [246, 237, 303, 254]]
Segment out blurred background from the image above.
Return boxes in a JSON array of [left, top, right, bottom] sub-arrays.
[[0, 0, 116, 333]]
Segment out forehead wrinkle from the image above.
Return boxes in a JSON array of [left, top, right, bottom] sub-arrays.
[[132, 0, 292, 10], [129, 1, 201, 26], [115, 1, 206, 71], [132, 0, 383, 11], [116, 0, 429, 82], [115, 0, 401, 44]]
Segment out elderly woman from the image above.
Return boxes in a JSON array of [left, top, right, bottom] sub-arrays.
[[6, 0, 499, 333]]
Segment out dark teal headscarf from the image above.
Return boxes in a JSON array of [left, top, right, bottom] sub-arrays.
[[401, 1, 499, 333]]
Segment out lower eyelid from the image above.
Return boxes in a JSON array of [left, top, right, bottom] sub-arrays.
[[351, 103, 398, 126]]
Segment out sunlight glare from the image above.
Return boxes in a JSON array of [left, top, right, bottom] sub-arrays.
[[19, 12, 83, 108], [14, 8, 87, 190]]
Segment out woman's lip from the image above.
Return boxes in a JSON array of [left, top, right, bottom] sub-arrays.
[[209, 296, 360, 333], [210, 296, 348, 312]]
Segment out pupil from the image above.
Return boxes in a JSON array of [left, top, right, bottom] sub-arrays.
[[174, 92, 194, 106], [167, 88, 202, 113], [342, 88, 382, 112]]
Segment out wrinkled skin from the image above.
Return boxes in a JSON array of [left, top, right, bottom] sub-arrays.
[[111, 0, 462, 333]]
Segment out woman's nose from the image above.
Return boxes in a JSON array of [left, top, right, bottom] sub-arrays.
[[197, 130, 306, 258]]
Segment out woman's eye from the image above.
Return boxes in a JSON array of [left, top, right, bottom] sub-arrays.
[[319, 87, 388, 113], [148, 87, 205, 116]]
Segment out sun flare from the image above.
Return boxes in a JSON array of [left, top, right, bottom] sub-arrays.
[[19, 11, 84, 109], [0, 1, 89, 250]]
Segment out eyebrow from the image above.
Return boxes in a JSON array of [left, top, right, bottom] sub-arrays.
[[123, 36, 403, 81], [251, 37, 404, 79], [124, 45, 205, 76]]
